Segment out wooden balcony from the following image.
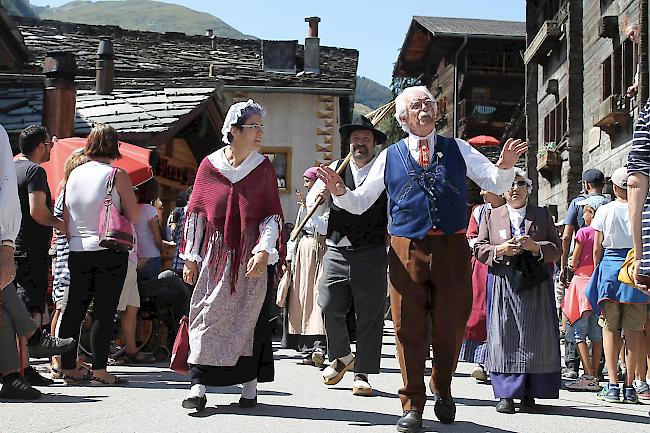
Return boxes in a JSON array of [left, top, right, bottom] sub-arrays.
[[593, 94, 630, 136], [524, 20, 562, 65]]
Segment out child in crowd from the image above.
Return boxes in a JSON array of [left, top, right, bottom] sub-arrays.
[[563, 196, 608, 391], [585, 167, 650, 404], [134, 178, 163, 282]]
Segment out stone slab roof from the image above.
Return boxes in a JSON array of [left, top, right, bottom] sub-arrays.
[[13, 16, 358, 92], [0, 86, 217, 135], [413, 16, 525, 39]]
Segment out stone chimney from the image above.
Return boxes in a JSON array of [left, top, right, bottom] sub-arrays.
[[42, 51, 76, 139], [304, 16, 320, 73], [206, 28, 216, 49], [96, 38, 114, 95]]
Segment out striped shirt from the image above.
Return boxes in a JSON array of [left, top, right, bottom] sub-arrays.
[[627, 98, 650, 275], [52, 192, 70, 302]]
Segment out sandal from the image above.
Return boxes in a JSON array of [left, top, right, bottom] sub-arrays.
[[63, 372, 92, 385], [90, 375, 128, 386]]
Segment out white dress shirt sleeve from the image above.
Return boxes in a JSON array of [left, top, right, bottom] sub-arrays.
[[331, 149, 388, 215], [0, 125, 21, 242], [456, 138, 516, 194], [251, 215, 281, 265]]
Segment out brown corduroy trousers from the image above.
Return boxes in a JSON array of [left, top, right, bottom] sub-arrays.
[[388, 234, 473, 413]]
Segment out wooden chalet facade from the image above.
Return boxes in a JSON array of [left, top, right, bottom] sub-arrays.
[[394, 16, 526, 203], [525, 0, 648, 219], [0, 11, 359, 221]]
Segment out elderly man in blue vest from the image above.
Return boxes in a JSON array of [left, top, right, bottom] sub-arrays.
[[317, 86, 527, 431]]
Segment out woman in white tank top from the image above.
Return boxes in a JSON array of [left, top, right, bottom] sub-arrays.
[[59, 124, 140, 386]]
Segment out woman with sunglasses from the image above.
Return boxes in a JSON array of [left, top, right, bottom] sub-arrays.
[[180, 100, 283, 411], [474, 169, 562, 414]]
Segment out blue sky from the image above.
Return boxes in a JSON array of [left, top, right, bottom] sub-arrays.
[[30, 0, 526, 87]]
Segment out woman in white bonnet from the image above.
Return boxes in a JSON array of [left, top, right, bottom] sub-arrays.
[[180, 100, 284, 411]]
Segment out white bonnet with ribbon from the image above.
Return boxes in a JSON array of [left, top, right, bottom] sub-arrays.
[[221, 99, 266, 144]]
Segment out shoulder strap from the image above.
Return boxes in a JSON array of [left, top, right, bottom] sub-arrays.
[[105, 167, 118, 204]]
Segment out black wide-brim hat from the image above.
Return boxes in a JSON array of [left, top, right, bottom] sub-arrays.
[[339, 115, 387, 144]]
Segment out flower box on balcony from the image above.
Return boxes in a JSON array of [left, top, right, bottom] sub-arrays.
[[537, 143, 562, 175]]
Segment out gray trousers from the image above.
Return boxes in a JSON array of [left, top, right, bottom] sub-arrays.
[[1, 283, 37, 373], [318, 246, 387, 374]]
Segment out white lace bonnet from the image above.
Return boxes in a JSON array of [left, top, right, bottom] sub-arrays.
[[221, 99, 265, 144]]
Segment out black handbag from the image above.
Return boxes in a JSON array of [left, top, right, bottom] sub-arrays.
[[510, 250, 549, 292]]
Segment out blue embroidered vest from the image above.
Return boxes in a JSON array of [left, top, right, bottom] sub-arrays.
[[385, 136, 468, 239]]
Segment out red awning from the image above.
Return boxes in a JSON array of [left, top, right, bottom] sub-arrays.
[[41, 137, 153, 197], [467, 135, 500, 147]]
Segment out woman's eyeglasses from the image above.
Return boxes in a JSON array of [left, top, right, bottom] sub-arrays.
[[511, 180, 528, 189], [241, 124, 264, 132]]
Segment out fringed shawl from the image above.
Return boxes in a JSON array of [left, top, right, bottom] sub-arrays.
[[182, 156, 284, 288]]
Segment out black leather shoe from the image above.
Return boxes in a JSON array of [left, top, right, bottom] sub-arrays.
[[182, 395, 207, 412], [239, 395, 257, 408], [520, 395, 536, 410], [434, 395, 456, 424], [396, 410, 422, 432], [495, 398, 515, 414]]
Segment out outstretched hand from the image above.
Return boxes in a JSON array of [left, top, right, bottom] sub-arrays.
[[496, 139, 528, 170], [316, 165, 347, 196]]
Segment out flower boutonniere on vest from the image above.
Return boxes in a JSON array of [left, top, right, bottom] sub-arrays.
[[436, 151, 444, 160]]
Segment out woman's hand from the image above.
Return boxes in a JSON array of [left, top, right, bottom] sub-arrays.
[[246, 251, 269, 278], [0, 245, 16, 290], [633, 259, 650, 296], [296, 190, 306, 207], [183, 260, 199, 285], [496, 238, 521, 257], [519, 235, 541, 255]]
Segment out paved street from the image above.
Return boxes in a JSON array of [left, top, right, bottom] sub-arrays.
[[1, 322, 648, 433]]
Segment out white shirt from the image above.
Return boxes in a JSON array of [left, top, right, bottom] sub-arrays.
[[591, 200, 633, 249], [180, 147, 280, 264], [306, 156, 378, 247], [332, 131, 516, 217], [507, 204, 527, 237], [0, 125, 20, 243], [286, 200, 328, 261], [134, 203, 160, 258], [66, 161, 121, 251]]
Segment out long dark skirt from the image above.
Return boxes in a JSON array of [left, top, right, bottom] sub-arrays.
[[485, 264, 561, 399], [189, 266, 275, 386]]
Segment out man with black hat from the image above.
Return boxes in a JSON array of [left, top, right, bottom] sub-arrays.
[[560, 168, 608, 380], [305, 115, 388, 397]]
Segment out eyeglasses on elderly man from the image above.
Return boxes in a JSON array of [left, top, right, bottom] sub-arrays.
[[408, 98, 435, 111]]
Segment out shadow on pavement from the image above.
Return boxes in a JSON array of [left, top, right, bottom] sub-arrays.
[[0, 393, 106, 404], [187, 402, 517, 432], [542, 404, 649, 424], [325, 386, 399, 399], [106, 369, 291, 396]]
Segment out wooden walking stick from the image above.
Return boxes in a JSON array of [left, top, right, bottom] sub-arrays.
[[289, 101, 395, 242], [289, 151, 352, 242]]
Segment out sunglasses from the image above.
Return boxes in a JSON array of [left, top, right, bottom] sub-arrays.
[[511, 180, 528, 189]]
